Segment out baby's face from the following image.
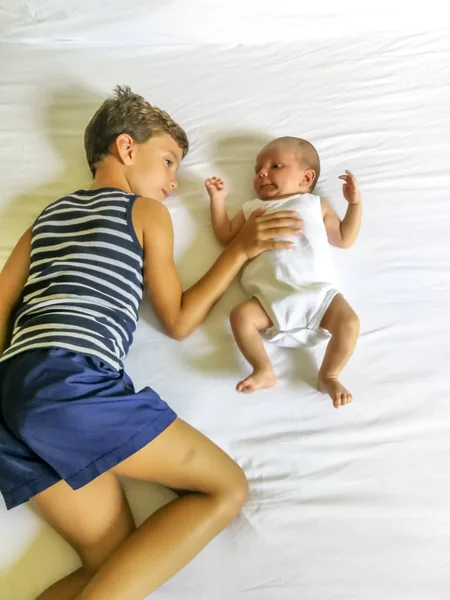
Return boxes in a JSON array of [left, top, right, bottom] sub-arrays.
[[254, 145, 311, 200]]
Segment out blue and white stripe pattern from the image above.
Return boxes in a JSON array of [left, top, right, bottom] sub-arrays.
[[0, 188, 144, 371]]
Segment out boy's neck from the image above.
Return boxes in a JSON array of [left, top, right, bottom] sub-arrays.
[[90, 160, 131, 194]]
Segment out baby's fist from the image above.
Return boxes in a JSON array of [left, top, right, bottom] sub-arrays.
[[205, 176, 227, 201]]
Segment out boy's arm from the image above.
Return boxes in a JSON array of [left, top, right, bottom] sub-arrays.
[[135, 197, 302, 340], [322, 170, 362, 249], [205, 177, 245, 245], [0, 229, 32, 354]]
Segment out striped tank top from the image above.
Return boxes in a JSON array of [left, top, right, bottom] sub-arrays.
[[0, 188, 144, 371]]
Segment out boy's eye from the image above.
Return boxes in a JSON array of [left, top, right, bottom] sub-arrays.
[[165, 159, 173, 167]]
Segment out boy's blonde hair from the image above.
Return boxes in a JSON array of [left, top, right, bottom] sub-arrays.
[[84, 85, 189, 176]]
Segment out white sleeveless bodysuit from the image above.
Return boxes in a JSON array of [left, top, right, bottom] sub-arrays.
[[241, 193, 339, 347]]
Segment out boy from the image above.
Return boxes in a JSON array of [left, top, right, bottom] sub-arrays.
[[0, 88, 302, 599], [206, 136, 361, 408]]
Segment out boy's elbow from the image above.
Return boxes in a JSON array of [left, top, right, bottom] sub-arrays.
[[170, 328, 190, 341], [336, 236, 356, 249], [165, 321, 192, 341]]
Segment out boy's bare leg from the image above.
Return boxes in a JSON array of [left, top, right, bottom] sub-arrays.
[[33, 419, 248, 600], [230, 298, 276, 393], [36, 569, 94, 600], [318, 294, 360, 408], [34, 474, 136, 600]]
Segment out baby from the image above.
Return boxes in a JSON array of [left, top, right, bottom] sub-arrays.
[[205, 137, 361, 408]]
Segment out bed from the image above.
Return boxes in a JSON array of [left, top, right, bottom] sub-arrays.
[[1, 2, 450, 599]]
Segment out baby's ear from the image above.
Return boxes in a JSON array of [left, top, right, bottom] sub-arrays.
[[302, 169, 316, 187]]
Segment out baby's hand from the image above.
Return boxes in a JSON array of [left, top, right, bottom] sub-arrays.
[[205, 177, 227, 201], [339, 170, 361, 205]]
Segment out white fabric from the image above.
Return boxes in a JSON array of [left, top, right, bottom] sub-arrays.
[[241, 194, 338, 346], [1, 3, 450, 600], [0, 1, 447, 45]]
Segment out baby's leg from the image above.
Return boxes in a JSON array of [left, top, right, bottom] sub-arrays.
[[318, 294, 360, 408], [230, 298, 276, 393]]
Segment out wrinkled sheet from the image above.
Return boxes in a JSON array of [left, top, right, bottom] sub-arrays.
[[1, 3, 450, 599]]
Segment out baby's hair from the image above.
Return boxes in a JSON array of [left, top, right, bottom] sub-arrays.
[[84, 85, 189, 176], [268, 136, 320, 191]]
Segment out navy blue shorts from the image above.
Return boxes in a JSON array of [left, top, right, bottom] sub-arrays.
[[0, 348, 177, 510]]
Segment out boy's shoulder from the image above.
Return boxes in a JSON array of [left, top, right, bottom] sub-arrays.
[[134, 195, 168, 218], [132, 196, 173, 247]]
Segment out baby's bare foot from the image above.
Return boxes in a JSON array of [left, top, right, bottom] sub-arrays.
[[318, 376, 352, 409], [236, 368, 276, 394]]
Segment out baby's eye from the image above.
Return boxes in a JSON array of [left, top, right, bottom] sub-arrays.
[[272, 163, 282, 169]]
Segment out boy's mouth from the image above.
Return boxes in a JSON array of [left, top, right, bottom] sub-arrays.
[[162, 189, 169, 199]]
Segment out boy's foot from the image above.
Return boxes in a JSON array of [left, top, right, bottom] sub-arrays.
[[318, 376, 352, 409], [236, 368, 276, 394]]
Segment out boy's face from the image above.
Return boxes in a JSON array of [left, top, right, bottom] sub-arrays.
[[253, 145, 314, 200], [128, 133, 183, 201]]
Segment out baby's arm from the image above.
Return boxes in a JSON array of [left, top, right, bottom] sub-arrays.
[[322, 170, 362, 249], [0, 229, 31, 354], [205, 177, 245, 246]]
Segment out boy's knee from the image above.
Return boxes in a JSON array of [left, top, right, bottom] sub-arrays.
[[230, 464, 249, 508], [217, 463, 249, 519]]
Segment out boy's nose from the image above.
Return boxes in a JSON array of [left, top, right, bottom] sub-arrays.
[[170, 179, 178, 190]]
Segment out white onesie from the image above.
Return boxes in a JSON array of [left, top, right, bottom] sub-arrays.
[[241, 194, 339, 347]]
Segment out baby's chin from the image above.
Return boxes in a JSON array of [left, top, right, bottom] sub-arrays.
[[256, 188, 296, 201], [256, 185, 281, 200]]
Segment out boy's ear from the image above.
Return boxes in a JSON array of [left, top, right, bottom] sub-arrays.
[[301, 168, 316, 188], [113, 133, 135, 166]]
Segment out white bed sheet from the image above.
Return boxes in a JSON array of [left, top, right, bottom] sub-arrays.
[[1, 5, 450, 599]]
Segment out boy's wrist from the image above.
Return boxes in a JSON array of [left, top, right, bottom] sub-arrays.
[[227, 235, 249, 264]]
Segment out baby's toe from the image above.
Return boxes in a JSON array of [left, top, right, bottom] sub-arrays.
[[237, 378, 250, 393]]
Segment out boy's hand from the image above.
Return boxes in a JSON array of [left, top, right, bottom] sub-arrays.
[[205, 177, 227, 202], [339, 170, 361, 205], [233, 208, 303, 260]]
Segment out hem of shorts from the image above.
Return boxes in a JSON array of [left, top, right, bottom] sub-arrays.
[[308, 289, 340, 331], [66, 408, 177, 490], [2, 472, 61, 511], [2, 409, 177, 511]]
